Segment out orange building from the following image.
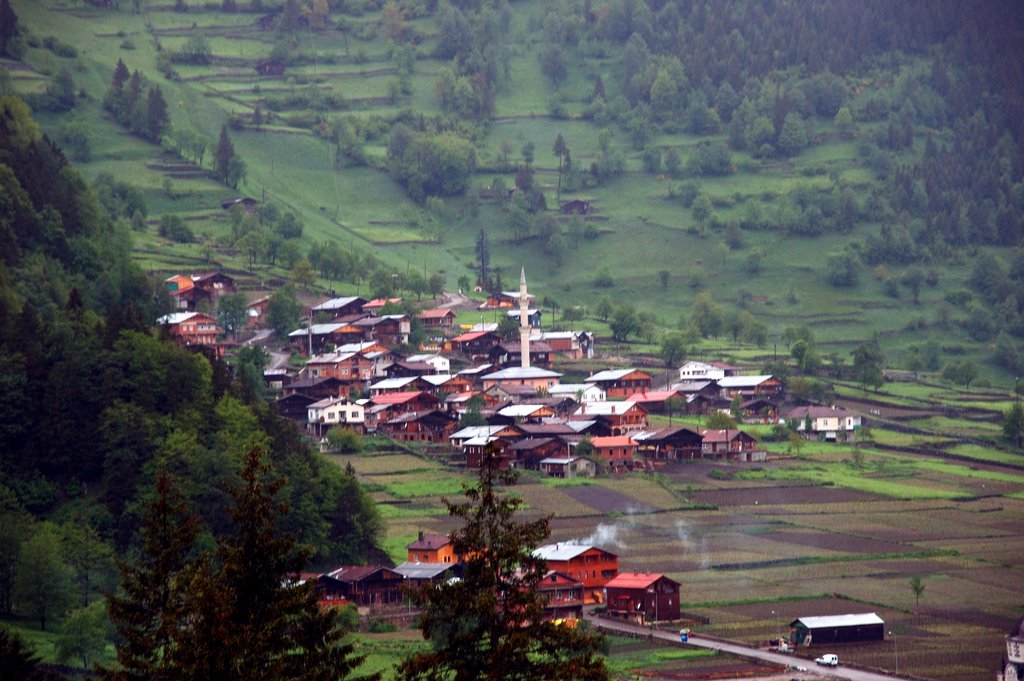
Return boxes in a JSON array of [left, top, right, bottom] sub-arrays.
[[156, 312, 220, 351], [407, 532, 459, 564], [589, 435, 637, 471], [533, 543, 619, 603]]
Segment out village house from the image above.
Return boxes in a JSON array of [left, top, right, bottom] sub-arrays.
[[537, 571, 586, 621], [221, 196, 259, 213], [627, 389, 686, 415], [450, 330, 503, 358], [588, 435, 637, 472], [488, 341, 554, 369], [716, 375, 785, 399], [274, 392, 316, 422], [282, 376, 348, 401], [156, 312, 221, 351], [288, 322, 353, 355], [538, 455, 596, 479], [457, 363, 494, 385], [505, 307, 542, 327], [165, 272, 236, 312], [418, 308, 457, 329], [584, 369, 653, 399], [246, 295, 271, 329], [677, 360, 739, 381], [463, 435, 515, 469], [508, 437, 567, 469], [536, 330, 595, 359], [384, 359, 437, 378], [484, 289, 534, 309], [604, 573, 681, 624], [631, 427, 703, 461], [484, 383, 539, 404], [365, 391, 440, 430], [321, 566, 405, 608], [301, 351, 373, 383], [394, 562, 462, 594], [699, 428, 763, 461], [548, 383, 606, 403], [306, 396, 365, 437], [405, 353, 451, 374], [418, 373, 474, 396], [786, 405, 862, 442], [378, 409, 458, 443], [573, 401, 648, 435], [407, 532, 458, 564], [312, 295, 368, 319], [369, 376, 421, 396], [354, 314, 410, 347], [495, 404, 556, 424], [361, 297, 403, 314], [481, 366, 562, 392], [534, 544, 619, 603]]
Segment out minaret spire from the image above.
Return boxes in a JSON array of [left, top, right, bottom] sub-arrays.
[[519, 267, 530, 368]]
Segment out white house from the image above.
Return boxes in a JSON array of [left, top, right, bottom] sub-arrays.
[[307, 396, 365, 436], [406, 353, 451, 374], [678, 360, 738, 381], [548, 383, 606, 403], [786, 405, 862, 442]]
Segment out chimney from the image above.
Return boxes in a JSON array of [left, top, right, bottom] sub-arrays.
[[418, 530, 424, 541]]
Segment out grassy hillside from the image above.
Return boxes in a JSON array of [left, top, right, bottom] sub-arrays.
[[5, 0, 1022, 387]]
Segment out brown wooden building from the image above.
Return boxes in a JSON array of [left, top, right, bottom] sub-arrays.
[[603, 572, 680, 623]]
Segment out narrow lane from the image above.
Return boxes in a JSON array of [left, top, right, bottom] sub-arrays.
[[586, 613, 905, 681]]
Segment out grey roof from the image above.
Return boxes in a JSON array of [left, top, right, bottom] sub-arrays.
[[288, 323, 344, 337], [393, 562, 456, 580], [370, 377, 419, 391], [717, 375, 775, 388], [312, 296, 364, 312], [792, 613, 884, 629], [482, 367, 562, 380], [585, 368, 641, 382], [534, 543, 615, 561]]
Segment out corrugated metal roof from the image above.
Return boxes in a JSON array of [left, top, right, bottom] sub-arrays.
[[483, 367, 562, 380], [534, 543, 602, 561], [394, 562, 455, 580], [793, 613, 884, 629]]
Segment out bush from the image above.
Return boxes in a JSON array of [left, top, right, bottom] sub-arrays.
[[158, 215, 194, 243]]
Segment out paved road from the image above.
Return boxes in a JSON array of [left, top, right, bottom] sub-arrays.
[[586, 614, 904, 681]]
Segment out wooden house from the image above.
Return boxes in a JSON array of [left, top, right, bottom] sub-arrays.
[[538, 571, 585, 621], [584, 369, 653, 399], [588, 435, 637, 472], [538, 331, 595, 359], [322, 566, 406, 608], [302, 351, 373, 383], [354, 314, 410, 347], [548, 383, 606, 403], [481, 367, 562, 392], [464, 437, 514, 469], [573, 401, 648, 435], [786, 405, 861, 442], [255, 59, 286, 76], [312, 295, 368, 319], [508, 437, 566, 469], [560, 198, 592, 215], [378, 409, 458, 443], [406, 532, 458, 564], [273, 392, 316, 422], [603, 573, 680, 623], [627, 389, 686, 415], [538, 455, 596, 479], [361, 297, 402, 314], [307, 396, 365, 436], [484, 290, 534, 309], [450, 330, 503, 356], [282, 376, 348, 400], [484, 383, 539, 404], [488, 341, 553, 369], [156, 312, 220, 351], [698, 428, 763, 461], [631, 427, 703, 460], [534, 544, 619, 603], [418, 308, 457, 329], [495, 404, 556, 424], [677, 360, 739, 381], [394, 562, 463, 593], [716, 375, 785, 399]]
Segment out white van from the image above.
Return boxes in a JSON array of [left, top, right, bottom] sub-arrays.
[[815, 653, 839, 666]]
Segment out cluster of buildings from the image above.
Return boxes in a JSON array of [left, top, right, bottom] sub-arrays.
[[155, 269, 864, 471], [300, 534, 682, 626]]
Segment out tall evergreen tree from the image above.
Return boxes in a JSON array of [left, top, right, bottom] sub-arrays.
[[102, 472, 200, 681], [213, 124, 235, 184], [397, 447, 610, 681], [146, 86, 169, 143], [0, 0, 18, 57], [178, 446, 378, 681]]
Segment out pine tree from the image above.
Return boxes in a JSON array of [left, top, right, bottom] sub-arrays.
[[146, 86, 169, 143], [103, 59, 131, 119], [178, 446, 379, 681], [0, 0, 19, 58], [102, 472, 200, 681], [213, 124, 235, 184], [398, 447, 610, 681]]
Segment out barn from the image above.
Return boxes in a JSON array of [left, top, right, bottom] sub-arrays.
[[789, 612, 885, 646]]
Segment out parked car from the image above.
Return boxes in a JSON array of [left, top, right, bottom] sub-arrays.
[[815, 653, 839, 666]]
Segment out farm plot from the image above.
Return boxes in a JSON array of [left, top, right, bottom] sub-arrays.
[[692, 484, 882, 507]]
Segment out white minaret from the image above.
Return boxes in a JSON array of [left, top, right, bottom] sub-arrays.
[[519, 267, 530, 368]]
